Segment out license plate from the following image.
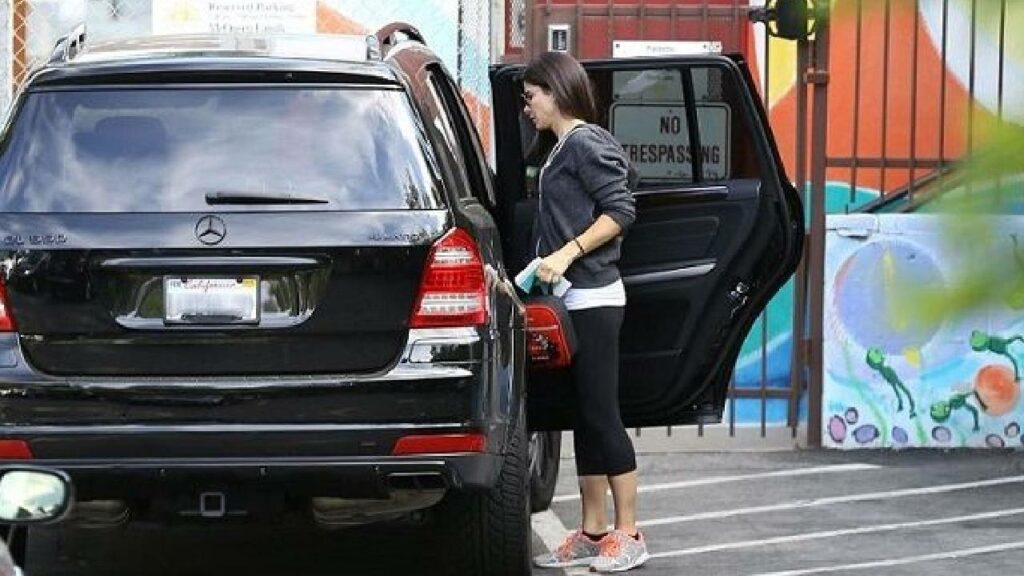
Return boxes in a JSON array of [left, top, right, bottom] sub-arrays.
[[164, 276, 260, 325]]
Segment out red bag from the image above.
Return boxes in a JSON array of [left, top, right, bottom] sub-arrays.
[[524, 294, 577, 370]]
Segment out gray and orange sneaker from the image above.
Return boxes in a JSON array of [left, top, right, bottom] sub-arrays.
[[533, 529, 603, 568], [589, 530, 650, 573]]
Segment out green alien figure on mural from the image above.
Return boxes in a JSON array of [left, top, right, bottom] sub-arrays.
[[929, 330, 1023, 433], [865, 348, 917, 417], [930, 390, 983, 431], [970, 330, 1023, 382]]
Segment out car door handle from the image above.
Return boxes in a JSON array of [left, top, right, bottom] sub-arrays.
[[622, 262, 716, 286]]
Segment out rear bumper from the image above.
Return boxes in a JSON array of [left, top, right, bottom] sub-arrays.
[[38, 452, 501, 499], [22, 450, 500, 527], [0, 326, 525, 515], [0, 326, 521, 426]]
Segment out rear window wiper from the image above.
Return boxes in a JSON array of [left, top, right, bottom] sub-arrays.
[[204, 191, 330, 205]]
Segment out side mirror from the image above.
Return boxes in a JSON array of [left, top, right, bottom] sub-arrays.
[[0, 468, 71, 524]]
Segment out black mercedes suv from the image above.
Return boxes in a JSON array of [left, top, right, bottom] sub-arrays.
[[0, 24, 802, 574]]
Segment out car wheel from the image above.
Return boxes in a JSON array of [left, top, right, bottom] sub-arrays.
[[432, 412, 531, 575], [529, 430, 561, 513]]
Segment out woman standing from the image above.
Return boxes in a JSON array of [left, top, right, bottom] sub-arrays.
[[523, 51, 648, 573]]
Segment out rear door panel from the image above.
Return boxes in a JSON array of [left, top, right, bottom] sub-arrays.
[[491, 55, 802, 430]]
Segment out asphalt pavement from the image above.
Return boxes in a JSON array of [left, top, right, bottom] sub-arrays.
[[26, 448, 1024, 575]]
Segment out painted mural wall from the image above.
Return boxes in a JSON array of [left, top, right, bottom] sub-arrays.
[[824, 214, 1024, 449], [731, 0, 1023, 427]]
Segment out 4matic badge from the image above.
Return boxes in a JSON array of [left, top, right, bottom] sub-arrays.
[[3, 234, 67, 246]]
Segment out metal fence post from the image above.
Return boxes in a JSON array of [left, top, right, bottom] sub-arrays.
[[788, 34, 811, 438], [806, 11, 830, 449]]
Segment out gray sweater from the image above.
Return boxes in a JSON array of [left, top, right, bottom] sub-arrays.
[[532, 123, 636, 289]]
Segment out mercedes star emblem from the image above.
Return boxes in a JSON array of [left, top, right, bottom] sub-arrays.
[[195, 215, 227, 245]]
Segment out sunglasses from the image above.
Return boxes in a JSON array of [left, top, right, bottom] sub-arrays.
[[520, 89, 543, 105]]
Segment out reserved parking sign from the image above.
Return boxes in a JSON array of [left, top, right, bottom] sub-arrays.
[[152, 0, 317, 35]]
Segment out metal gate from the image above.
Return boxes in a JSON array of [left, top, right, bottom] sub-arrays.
[[802, 0, 1016, 447]]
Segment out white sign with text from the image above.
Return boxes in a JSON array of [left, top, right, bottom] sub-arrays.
[[610, 103, 731, 181], [152, 0, 316, 35]]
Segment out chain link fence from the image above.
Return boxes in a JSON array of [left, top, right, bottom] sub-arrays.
[[1, 1, 494, 147], [504, 0, 524, 56], [1, 0, 11, 113]]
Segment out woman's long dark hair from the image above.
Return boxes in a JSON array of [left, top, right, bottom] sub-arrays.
[[521, 51, 598, 164], [522, 51, 597, 124]]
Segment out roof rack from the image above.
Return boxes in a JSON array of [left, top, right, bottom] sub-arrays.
[[374, 22, 426, 57], [48, 23, 87, 65], [364, 34, 382, 60]]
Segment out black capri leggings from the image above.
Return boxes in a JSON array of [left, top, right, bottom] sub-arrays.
[[569, 306, 636, 477]]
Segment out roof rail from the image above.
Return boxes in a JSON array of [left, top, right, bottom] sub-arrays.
[[365, 34, 382, 60], [374, 22, 426, 56], [48, 23, 87, 65]]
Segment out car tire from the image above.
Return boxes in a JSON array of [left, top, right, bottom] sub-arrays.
[[432, 412, 531, 576], [529, 430, 561, 513]]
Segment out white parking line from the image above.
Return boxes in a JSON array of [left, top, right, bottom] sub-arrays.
[[532, 509, 571, 556], [637, 474, 1024, 528], [650, 506, 1024, 559], [746, 540, 1024, 575], [551, 464, 880, 503]]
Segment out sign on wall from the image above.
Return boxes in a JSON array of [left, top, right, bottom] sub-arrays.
[[612, 40, 723, 58], [152, 0, 316, 35]]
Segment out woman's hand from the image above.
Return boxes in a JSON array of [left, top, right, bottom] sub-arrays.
[[537, 246, 577, 284]]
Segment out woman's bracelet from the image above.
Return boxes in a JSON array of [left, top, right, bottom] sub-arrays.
[[572, 237, 586, 257]]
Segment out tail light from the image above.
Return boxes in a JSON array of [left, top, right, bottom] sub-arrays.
[[525, 302, 575, 369], [0, 280, 14, 332], [0, 440, 32, 460], [410, 228, 488, 328], [392, 433, 486, 455]]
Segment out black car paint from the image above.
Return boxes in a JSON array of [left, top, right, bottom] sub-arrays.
[[0, 45, 527, 515]]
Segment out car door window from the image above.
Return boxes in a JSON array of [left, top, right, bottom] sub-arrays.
[[592, 65, 759, 187], [516, 65, 751, 190], [422, 74, 473, 201], [426, 67, 497, 207], [689, 65, 761, 182]]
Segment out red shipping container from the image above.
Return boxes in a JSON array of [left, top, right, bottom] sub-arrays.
[[524, 1, 753, 61]]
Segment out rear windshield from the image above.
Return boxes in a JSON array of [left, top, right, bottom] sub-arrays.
[[0, 87, 444, 212]]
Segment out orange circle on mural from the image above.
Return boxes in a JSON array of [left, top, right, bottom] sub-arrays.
[[975, 364, 1019, 416]]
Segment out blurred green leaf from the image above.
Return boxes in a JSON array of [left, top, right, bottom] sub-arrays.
[[907, 114, 1024, 323]]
